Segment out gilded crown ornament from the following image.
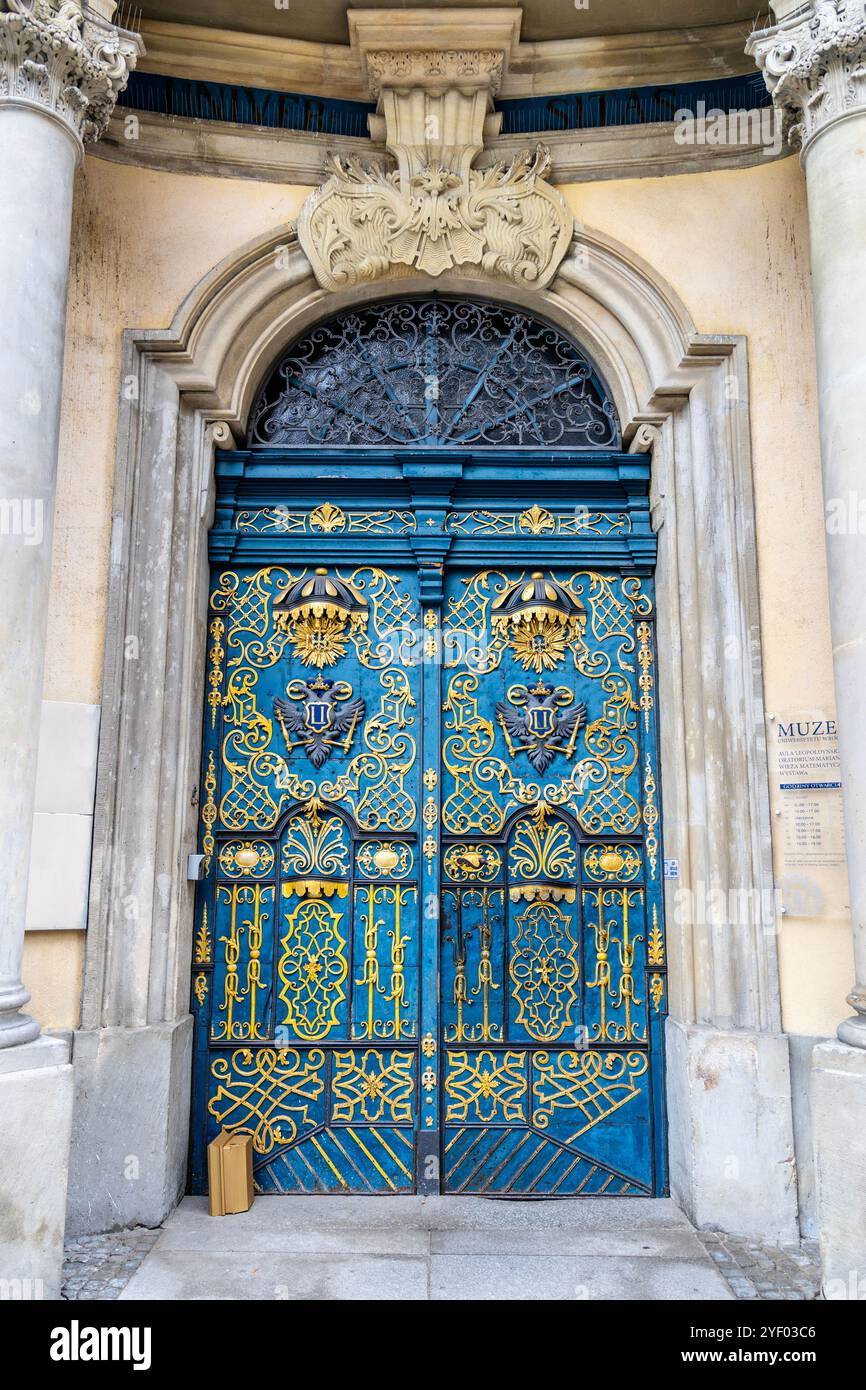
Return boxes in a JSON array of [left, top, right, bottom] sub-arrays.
[[273, 567, 368, 668], [490, 571, 586, 672], [297, 17, 571, 291]]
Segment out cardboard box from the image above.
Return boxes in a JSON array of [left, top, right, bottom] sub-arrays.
[[207, 1131, 254, 1216]]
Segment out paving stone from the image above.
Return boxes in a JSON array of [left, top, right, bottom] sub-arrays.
[[61, 1227, 161, 1301], [694, 1232, 820, 1301], [62, 1204, 822, 1302]]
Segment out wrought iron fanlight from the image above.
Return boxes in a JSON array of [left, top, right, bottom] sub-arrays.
[[273, 567, 368, 668], [491, 571, 586, 673]]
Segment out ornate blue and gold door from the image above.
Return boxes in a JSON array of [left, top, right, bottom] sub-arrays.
[[438, 559, 665, 1195], [191, 549, 426, 1193], [188, 297, 668, 1197]]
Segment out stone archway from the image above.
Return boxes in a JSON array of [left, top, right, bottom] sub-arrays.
[[66, 224, 798, 1241]]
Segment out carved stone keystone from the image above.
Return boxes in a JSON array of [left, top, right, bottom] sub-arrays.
[[297, 7, 572, 291]]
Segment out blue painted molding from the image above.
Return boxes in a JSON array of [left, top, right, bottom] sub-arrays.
[[120, 70, 770, 138], [210, 448, 656, 570]]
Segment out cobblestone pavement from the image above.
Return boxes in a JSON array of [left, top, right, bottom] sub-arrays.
[[62, 1219, 822, 1301], [62, 1229, 162, 1301], [697, 1232, 821, 1300]]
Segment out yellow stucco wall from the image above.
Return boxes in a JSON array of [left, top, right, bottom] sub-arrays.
[[30, 150, 853, 1038], [23, 931, 86, 1031]]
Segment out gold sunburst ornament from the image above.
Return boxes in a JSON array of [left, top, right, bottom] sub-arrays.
[[491, 571, 585, 673], [273, 568, 368, 667]]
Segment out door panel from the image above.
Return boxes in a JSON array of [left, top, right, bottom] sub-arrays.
[[438, 565, 665, 1195], [190, 484, 667, 1198], [190, 562, 424, 1194]]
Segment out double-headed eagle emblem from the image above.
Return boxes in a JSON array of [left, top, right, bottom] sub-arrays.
[[495, 681, 586, 774], [274, 676, 365, 769]]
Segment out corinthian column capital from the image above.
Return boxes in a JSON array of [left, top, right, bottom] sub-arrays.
[[747, 1, 866, 151], [0, 0, 142, 149]]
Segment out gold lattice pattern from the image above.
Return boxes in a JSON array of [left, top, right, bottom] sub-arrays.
[[444, 1050, 528, 1123], [331, 1049, 415, 1124]]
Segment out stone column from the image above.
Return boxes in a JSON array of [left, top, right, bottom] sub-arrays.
[[749, 0, 866, 1290], [0, 0, 139, 1296]]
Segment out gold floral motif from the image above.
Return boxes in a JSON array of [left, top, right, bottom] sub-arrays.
[[332, 1049, 415, 1123], [278, 898, 348, 1040], [648, 904, 664, 966], [650, 974, 665, 1013], [202, 750, 217, 871], [219, 841, 275, 878], [208, 1047, 326, 1155], [532, 1050, 648, 1138], [643, 754, 659, 880], [423, 836, 437, 868], [444, 1050, 527, 1123], [637, 620, 654, 733], [310, 502, 346, 533], [355, 841, 414, 879], [207, 618, 225, 730], [194, 974, 208, 1007], [518, 504, 555, 534], [509, 900, 579, 1042], [509, 804, 577, 886], [195, 905, 211, 964], [281, 809, 350, 879]]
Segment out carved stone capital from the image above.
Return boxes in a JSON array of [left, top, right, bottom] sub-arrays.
[[747, 0, 866, 150], [366, 47, 504, 99], [0, 0, 142, 148]]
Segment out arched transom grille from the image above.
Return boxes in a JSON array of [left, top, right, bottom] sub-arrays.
[[247, 298, 620, 448]]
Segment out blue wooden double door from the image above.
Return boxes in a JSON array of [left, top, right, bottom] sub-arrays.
[[189, 449, 668, 1197]]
